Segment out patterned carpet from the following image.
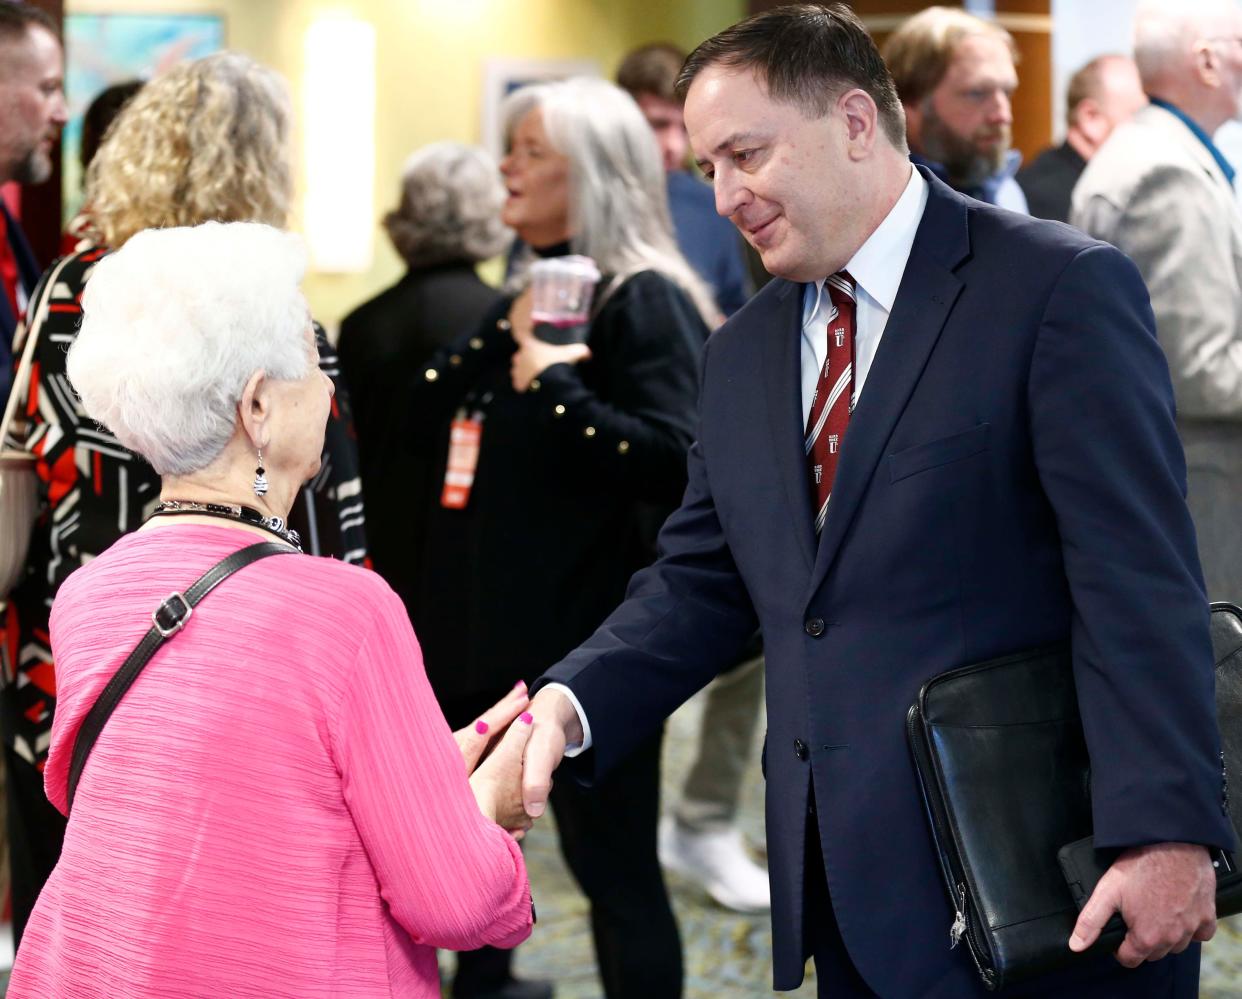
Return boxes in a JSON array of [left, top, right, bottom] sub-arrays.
[[504, 690, 1242, 999]]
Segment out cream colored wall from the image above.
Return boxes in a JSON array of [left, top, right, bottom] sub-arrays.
[[66, 0, 744, 330]]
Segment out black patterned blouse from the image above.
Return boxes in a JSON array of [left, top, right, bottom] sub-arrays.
[[0, 245, 368, 770]]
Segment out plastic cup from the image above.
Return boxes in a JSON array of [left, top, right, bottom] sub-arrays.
[[530, 255, 601, 339]]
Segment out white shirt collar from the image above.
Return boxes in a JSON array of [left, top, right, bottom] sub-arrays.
[[803, 166, 927, 320]]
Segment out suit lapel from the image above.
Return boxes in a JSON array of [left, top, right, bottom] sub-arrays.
[[762, 278, 818, 572], [805, 173, 970, 601]]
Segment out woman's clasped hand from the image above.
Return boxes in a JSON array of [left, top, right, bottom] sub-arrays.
[[454, 682, 538, 838], [506, 288, 592, 392]]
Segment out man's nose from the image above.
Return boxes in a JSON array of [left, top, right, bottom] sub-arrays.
[[51, 90, 68, 126], [988, 90, 1013, 125], [713, 170, 749, 219]]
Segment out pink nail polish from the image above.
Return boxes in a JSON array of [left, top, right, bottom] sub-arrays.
[[475, 720, 489, 735], [514, 680, 527, 691], [520, 712, 533, 725]]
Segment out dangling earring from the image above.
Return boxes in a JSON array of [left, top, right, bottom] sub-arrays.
[[253, 446, 269, 497]]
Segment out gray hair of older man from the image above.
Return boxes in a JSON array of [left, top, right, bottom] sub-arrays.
[[1134, 0, 1242, 86], [382, 142, 512, 269], [67, 221, 310, 477], [500, 76, 717, 325]]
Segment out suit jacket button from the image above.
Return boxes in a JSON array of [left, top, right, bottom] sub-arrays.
[[804, 617, 825, 637], [794, 738, 809, 761]]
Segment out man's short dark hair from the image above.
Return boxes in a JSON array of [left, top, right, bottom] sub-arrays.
[[0, 1, 58, 45], [617, 42, 686, 104], [676, 3, 906, 150]]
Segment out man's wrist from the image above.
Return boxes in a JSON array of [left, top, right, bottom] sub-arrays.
[[539, 682, 591, 755]]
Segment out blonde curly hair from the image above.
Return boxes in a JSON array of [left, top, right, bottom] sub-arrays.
[[86, 52, 292, 249]]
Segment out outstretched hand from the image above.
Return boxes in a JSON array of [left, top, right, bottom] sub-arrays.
[[520, 687, 585, 819], [1068, 842, 1217, 967]]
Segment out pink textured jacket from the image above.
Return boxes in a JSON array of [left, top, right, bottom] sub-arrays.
[[9, 524, 532, 998]]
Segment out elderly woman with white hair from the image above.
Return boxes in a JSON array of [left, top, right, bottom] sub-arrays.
[[339, 142, 512, 619], [409, 77, 715, 999], [8, 221, 536, 998], [0, 50, 370, 944]]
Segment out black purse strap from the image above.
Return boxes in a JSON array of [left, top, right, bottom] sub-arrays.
[[66, 541, 296, 813]]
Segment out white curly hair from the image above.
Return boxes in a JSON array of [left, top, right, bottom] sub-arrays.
[[68, 221, 310, 476]]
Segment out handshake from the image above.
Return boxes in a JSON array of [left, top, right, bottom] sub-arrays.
[[453, 681, 586, 838]]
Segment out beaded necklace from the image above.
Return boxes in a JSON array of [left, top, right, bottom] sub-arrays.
[[149, 499, 302, 552]]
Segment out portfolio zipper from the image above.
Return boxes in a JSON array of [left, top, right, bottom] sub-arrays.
[[953, 882, 995, 988], [906, 704, 998, 989], [949, 884, 967, 947]]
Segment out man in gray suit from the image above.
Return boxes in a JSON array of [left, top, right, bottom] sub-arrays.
[[1074, 0, 1242, 602]]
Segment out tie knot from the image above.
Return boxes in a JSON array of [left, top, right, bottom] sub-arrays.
[[826, 270, 855, 307]]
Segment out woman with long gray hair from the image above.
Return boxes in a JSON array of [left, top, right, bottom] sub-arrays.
[[409, 77, 712, 999]]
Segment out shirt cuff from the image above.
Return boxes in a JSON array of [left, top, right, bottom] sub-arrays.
[[541, 682, 592, 756]]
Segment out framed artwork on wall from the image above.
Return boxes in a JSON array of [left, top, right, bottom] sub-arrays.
[[62, 13, 226, 223], [480, 57, 598, 158]]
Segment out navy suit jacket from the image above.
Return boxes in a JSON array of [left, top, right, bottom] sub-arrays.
[[537, 170, 1235, 995]]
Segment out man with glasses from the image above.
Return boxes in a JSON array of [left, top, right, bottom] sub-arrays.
[[1075, 0, 1242, 604]]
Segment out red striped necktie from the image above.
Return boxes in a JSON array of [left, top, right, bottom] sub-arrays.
[[805, 271, 855, 534]]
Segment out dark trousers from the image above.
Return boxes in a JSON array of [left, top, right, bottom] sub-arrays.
[[4, 745, 66, 947], [443, 691, 682, 998], [550, 728, 683, 999], [802, 817, 1201, 999]]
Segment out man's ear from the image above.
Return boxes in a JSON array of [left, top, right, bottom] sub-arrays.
[[1196, 41, 1222, 89], [841, 88, 881, 159], [238, 369, 271, 450]]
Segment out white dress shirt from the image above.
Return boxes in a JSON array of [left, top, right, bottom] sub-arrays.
[[800, 166, 928, 423], [551, 166, 930, 755]]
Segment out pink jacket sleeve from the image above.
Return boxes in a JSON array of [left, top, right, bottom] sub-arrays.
[[329, 588, 533, 951]]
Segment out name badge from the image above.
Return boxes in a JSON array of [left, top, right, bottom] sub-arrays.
[[441, 409, 484, 509]]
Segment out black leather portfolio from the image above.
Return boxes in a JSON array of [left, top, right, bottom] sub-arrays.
[[906, 602, 1242, 990]]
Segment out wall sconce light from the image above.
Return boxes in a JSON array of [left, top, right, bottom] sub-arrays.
[[302, 17, 376, 273]]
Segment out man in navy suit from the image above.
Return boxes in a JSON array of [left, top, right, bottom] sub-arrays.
[[519, 5, 1234, 996]]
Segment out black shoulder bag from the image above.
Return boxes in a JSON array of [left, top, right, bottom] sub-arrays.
[[906, 602, 1242, 991], [66, 541, 296, 813]]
